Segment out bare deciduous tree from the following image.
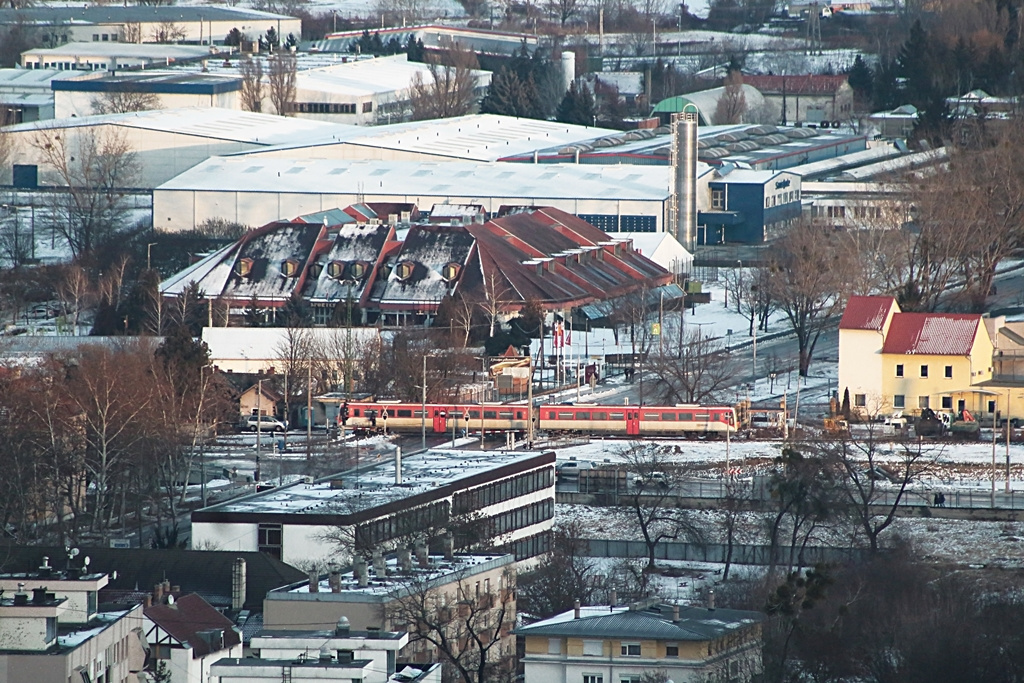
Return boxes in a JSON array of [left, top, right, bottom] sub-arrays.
[[239, 57, 265, 113], [618, 443, 705, 572], [409, 47, 480, 121], [267, 52, 297, 116], [30, 127, 141, 256], [381, 565, 517, 683], [90, 88, 162, 115], [645, 325, 736, 404], [150, 21, 186, 43], [121, 22, 142, 43], [764, 219, 852, 376], [714, 70, 747, 124]]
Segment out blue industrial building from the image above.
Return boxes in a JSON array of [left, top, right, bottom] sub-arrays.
[[698, 168, 802, 244]]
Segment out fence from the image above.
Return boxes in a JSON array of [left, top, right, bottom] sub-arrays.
[[567, 473, 1024, 511], [581, 538, 873, 566]]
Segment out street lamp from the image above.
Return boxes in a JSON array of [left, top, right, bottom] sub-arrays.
[[147, 242, 157, 271], [199, 363, 215, 507], [255, 377, 266, 484]]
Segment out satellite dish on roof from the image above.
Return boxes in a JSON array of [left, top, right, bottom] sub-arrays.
[[83, 556, 90, 567], [69, 548, 80, 559], [167, 594, 175, 605]]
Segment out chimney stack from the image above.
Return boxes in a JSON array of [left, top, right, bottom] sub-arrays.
[[308, 570, 319, 593], [154, 583, 164, 603], [673, 604, 680, 623], [335, 616, 350, 636], [574, 599, 581, 619], [610, 589, 617, 609], [707, 589, 715, 611], [329, 565, 342, 593], [231, 558, 247, 611], [395, 446, 402, 485]]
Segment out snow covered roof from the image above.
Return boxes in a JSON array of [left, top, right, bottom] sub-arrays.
[[882, 313, 984, 356], [158, 158, 671, 202], [6, 107, 355, 146], [839, 295, 899, 331], [202, 327, 386, 367], [194, 449, 553, 520], [516, 603, 764, 641], [21, 42, 212, 60], [275, 553, 514, 599], [378, 225, 476, 307], [234, 114, 617, 163], [294, 53, 489, 99], [0, 5, 295, 25]]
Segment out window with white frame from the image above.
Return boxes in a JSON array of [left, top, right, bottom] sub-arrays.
[[582, 640, 602, 656], [583, 676, 603, 683], [620, 642, 641, 657], [548, 638, 561, 654]]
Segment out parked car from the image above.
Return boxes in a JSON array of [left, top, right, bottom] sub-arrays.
[[245, 415, 287, 432], [556, 459, 594, 479], [633, 471, 669, 488]]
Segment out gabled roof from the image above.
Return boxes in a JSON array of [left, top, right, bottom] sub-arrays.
[[839, 295, 899, 331], [516, 604, 763, 641], [882, 313, 983, 355], [378, 225, 476, 306], [743, 73, 849, 95], [145, 593, 240, 657]]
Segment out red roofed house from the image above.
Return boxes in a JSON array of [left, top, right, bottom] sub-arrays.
[[144, 592, 243, 683], [838, 295, 995, 418]]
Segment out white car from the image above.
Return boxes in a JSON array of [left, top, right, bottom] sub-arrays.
[[556, 460, 594, 479], [245, 415, 287, 432]]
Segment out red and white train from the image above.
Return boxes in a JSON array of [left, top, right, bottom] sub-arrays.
[[339, 400, 737, 437]]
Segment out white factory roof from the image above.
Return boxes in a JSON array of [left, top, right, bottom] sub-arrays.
[[5, 106, 356, 145], [158, 157, 671, 200], [200, 448, 548, 517], [0, 67, 64, 89], [22, 42, 214, 60], [198, 326, 387, 364], [294, 53, 488, 99], [231, 113, 618, 162]]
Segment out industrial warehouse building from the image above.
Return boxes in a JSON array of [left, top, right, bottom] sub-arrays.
[[191, 449, 556, 566], [0, 5, 300, 47], [153, 158, 673, 233]]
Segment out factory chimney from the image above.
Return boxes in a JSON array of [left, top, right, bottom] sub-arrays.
[[670, 106, 699, 251]]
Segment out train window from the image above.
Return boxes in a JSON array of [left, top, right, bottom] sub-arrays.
[[593, 412, 607, 420], [516, 411, 524, 419], [680, 413, 693, 421], [643, 413, 660, 420], [695, 413, 709, 420], [576, 412, 590, 420], [662, 413, 677, 420], [712, 413, 719, 421], [558, 412, 574, 419], [546, 411, 557, 419], [610, 412, 624, 420], [469, 410, 480, 419], [451, 411, 463, 419], [353, 409, 361, 417], [484, 410, 498, 419], [414, 410, 424, 418], [499, 411, 513, 419], [397, 409, 412, 418]]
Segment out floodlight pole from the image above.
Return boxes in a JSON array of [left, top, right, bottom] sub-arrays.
[[421, 354, 427, 451]]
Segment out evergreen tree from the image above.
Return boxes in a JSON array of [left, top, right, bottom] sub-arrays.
[[872, 58, 901, 111], [897, 21, 940, 110], [264, 26, 279, 49], [281, 291, 310, 327], [841, 388, 851, 420], [244, 295, 265, 327], [480, 67, 538, 117], [846, 55, 873, 106], [406, 35, 425, 62], [225, 27, 243, 47], [556, 80, 596, 126]]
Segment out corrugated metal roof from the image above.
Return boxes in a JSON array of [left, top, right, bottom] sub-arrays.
[[839, 295, 898, 331], [516, 605, 763, 641], [882, 313, 982, 355]]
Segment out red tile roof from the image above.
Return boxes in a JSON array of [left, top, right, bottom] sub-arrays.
[[882, 313, 982, 355], [145, 593, 240, 657], [839, 296, 898, 331]]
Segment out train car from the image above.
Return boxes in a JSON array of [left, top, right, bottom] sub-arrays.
[[537, 403, 736, 437], [342, 400, 734, 438], [340, 400, 529, 435]]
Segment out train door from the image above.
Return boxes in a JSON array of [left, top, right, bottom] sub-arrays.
[[626, 410, 641, 436], [432, 408, 447, 433]]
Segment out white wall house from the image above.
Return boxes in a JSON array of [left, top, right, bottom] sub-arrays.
[[837, 295, 899, 416]]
